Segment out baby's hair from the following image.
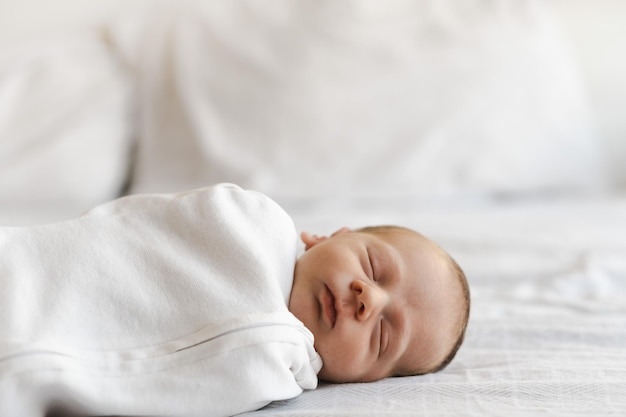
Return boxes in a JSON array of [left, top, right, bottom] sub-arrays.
[[429, 254, 469, 373], [355, 225, 470, 375]]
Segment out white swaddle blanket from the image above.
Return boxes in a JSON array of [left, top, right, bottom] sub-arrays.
[[0, 183, 322, 416]]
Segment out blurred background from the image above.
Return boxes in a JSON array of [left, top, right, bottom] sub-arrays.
[[0, 0, 625, 226]]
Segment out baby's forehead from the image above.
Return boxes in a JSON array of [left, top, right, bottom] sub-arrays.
[[360, 226, 432, 243], [364, 227, 447, 260]]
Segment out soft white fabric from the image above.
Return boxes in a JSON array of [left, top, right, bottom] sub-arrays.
[[0, 183, 321, 417], [0, 33, 133, 221], [1, 1, 625, 194], [107, 0, 605, 204]]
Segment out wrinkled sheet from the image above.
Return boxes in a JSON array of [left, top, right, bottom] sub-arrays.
[[243, 194, 626, 416]]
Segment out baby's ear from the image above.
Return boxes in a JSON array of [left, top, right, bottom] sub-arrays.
[[300, 231, 327, 251], [301, 227, 351, 251]]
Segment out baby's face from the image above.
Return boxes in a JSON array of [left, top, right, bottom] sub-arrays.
[[289, 228, 461, 383]]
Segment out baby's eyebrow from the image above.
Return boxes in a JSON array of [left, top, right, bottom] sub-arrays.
[[364, 247, 374, 278], [376, 318, 383, 359]]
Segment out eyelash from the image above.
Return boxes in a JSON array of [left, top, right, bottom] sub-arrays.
[[378, 319, 385, 357], [367, 249, 377, 282]]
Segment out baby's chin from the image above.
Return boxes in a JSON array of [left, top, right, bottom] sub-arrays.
[[317, 366, 351, 383], [316, 367, 334, 382], [316, 358, 386, 384]]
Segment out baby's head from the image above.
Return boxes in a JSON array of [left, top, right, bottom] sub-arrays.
[[289, 225, 470, 383]]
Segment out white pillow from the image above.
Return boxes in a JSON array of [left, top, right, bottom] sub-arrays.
[[109, 0, 606, 204], [0, 34, 133, 222]]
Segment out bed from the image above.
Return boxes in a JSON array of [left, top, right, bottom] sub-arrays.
[[1, 1, 625, 416]]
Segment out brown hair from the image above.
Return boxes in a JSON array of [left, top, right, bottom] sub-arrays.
[[356, 225, 471, 375], [429, 254, 470, 373]]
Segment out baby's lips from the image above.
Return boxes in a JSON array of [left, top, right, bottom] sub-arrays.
[[322, 285, 337, 328]]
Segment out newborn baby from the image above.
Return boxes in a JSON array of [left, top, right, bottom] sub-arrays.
[[291, 225, 470, 383], [0, 184, 469, 417]]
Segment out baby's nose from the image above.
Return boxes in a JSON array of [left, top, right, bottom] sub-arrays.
[[351, 280, 388, 322]]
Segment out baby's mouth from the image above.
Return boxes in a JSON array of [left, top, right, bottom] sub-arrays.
[[322, 285, 337, 328]]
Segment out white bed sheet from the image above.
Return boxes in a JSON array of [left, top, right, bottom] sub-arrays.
[[242, 194, 626, 416]]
